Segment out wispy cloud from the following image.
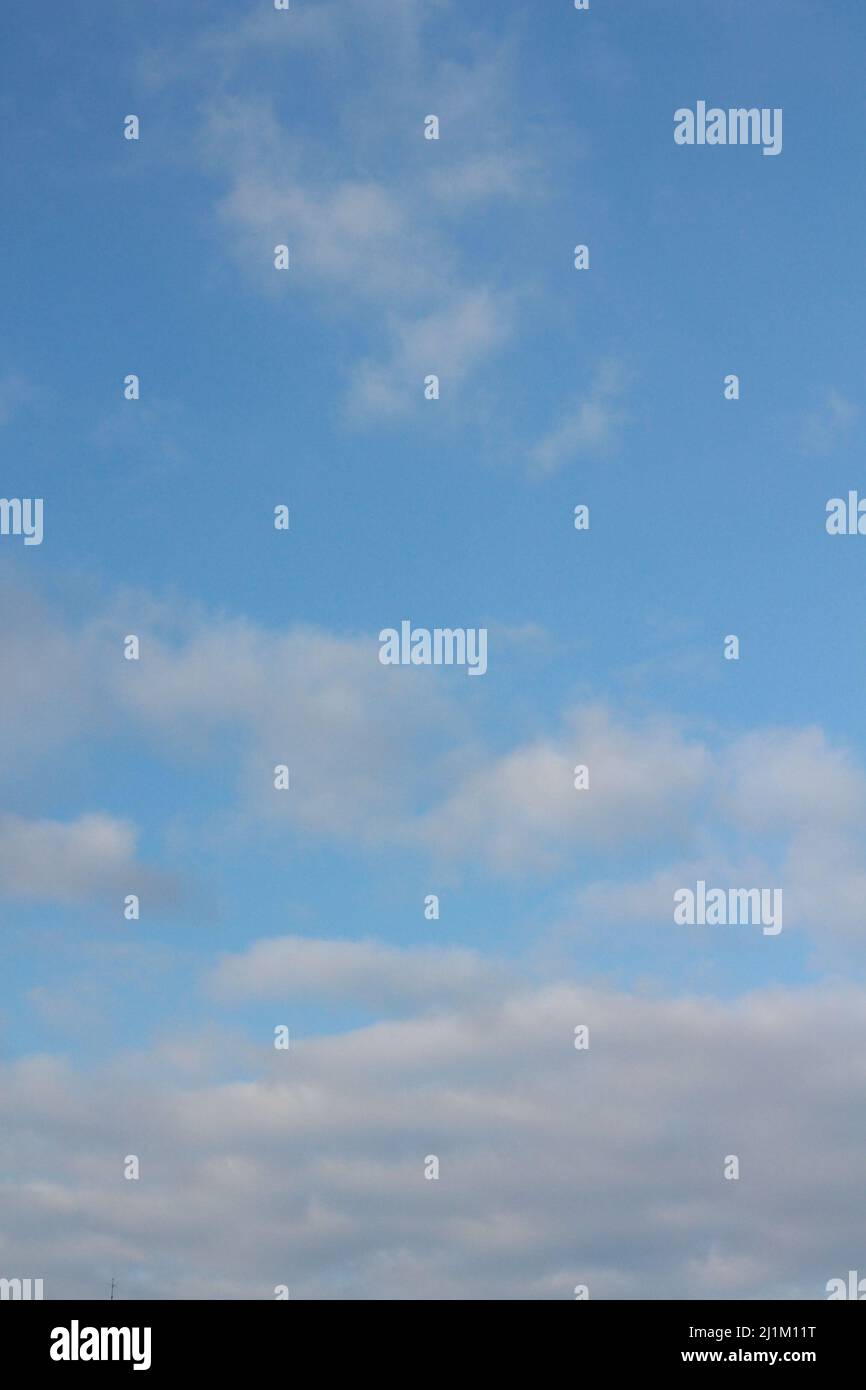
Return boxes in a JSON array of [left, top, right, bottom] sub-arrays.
[[529, 361, 627, 473], [180, 7, 545, 420], [798, 387, 859, 455], [0, 371, 35, 427]]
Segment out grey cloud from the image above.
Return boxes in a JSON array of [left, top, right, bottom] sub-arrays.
[[418, 704, 712, 872], [208, 935, 501, 1013], [1, 977, 864, 1299]]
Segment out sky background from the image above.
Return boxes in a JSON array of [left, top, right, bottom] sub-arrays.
[[2, 0, 866, 1299]]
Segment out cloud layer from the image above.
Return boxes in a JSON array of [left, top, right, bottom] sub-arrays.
[[2, 954, 863, 1299]]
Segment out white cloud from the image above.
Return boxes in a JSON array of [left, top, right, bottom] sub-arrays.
[[419, 705, 711, 872], [723, 726, 866, 831], [204, 106, 512, 417], [6, 582, 866, 946], [530, 362, 626, 473], [114, 618, 458, 846], [182, 3, 541, 420], [425, 152, 532, 209], [208, 935, 501, 1012], [347, 288, 512, 418], [0, 812, 171, 907], [568, 725, 866, 943], [798, 387, 858, 454], [2, 975, 865, 1298]]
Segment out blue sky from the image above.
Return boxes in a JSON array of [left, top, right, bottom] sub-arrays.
[[2, 0, 866, 1300]]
